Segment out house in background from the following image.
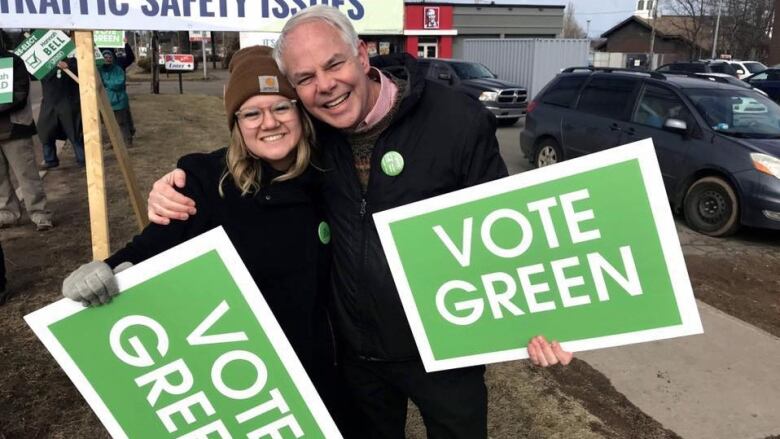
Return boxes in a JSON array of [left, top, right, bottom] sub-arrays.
[[594, 2, 711, 69]]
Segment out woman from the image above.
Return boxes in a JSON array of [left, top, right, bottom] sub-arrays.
[[62, 46, 356, 435]]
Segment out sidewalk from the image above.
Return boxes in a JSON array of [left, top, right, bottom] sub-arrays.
[[579, 300, 780, 439]]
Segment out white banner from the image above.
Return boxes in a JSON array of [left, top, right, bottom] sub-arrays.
[[1, 0, 404, 33]]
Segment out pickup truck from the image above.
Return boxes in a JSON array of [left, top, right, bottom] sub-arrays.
[[417, 58, 528, 126]]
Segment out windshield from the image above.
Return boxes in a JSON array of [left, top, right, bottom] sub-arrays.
[[744, 62, 767, 73], [449, 62, 496, 80], [686, 88, 780, 138]]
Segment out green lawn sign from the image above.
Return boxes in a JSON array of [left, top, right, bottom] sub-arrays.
[[374, 138, 703, 372], [13, 30, 75, 79], [93, 31, 124, 49], [0, 58, 12, 104], [25, 227, 342, 438]]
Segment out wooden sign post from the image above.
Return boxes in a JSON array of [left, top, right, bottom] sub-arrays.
[[74, 31, 109, 260]]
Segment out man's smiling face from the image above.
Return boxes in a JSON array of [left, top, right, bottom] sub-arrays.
[[281, 20, 374, 130]]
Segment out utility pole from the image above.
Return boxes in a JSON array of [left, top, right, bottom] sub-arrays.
[[586, 19, 591, 38], [770, 0, 780, 65], [711, 0, 722, 59], [647, 0, 661, 69]]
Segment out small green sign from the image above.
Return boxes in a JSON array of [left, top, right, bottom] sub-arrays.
[[93, 31, 124, 49], [374, 139, 702, 372], [13, 30, 76, 80], [381, 151, 404, 176], [0, 58, 12, 105], [25, 228, 342, 438]]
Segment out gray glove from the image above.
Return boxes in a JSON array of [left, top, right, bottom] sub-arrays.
[[62, 261, 133, 307]]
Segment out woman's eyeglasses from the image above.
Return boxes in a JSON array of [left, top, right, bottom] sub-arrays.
[[235, 99, 298, 128]]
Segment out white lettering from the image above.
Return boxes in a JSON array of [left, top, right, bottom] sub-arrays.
[[481, 272, 524, 318], [527, 197, 560, 248], [187, 300, 248, 346], [587, 246, 643, 301], [435, 280, 483, 325], [433, 218, 474, 268], [212, 350, 268, 400], [110, 315, 169, 368], [481, 208, 533, 258], [560, 189, 601, 244], [551, 257, 589, 307], [517, 264, 556, 313], [157, 391, 215, 433], [135, 359, 194, 406]]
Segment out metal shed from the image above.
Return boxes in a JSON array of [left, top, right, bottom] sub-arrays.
[[462, 39, 589, 99]]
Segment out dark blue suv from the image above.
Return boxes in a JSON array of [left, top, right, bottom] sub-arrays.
[[520, 68, 780, 236]]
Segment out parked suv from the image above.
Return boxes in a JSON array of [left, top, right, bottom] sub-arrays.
[[656, 61, 739, 77], [520, 67, 780, 236], [417, 58, 528, 125]]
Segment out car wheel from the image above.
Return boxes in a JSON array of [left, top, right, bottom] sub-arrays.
[[534, 139, 562, 168], [683, 176, 740, 237], [498, 117, 520, 127]]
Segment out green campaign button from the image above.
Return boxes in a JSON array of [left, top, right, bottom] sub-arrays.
[[381, 151, 404, 176], [318, 221, 331, 244]]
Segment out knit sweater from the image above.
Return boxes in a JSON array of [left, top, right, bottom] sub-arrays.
[[347, 77, 408, 192]]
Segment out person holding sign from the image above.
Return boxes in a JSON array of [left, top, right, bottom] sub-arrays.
[[37, 33, 85, 168], [61, 46, 358, 436], [0, 43, 53, 231], [146, 6, 572, 438]]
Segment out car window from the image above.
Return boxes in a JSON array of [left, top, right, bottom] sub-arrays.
[[750, 72, 769, 81], [768, 71, 780, 81], [576, 76, 637, 120], [657, 65, 671, 72], [540, 75, 587, 107], [633, 84, 694, 129], [686, 88, 780, 138], [744, 62, 767, 73], [709, 64, 727, 73], [448, 62, 495, 80]]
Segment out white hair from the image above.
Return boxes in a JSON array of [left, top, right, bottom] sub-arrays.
[[273, 5, 359, 75]]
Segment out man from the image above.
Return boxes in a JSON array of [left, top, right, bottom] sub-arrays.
[[0, 39, 53, 231], [99, 43, 136, 147], [38, 57, 85, 168], [147, 6, 571, 438]]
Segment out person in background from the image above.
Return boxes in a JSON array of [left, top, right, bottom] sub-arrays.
[[61, 46, 358, 436], [0, 37, 53, 231], [38, 57, 85, 168], [99, 42, 135, 147]]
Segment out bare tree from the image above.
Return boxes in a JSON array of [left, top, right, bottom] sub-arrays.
[[771, 0, 780, 64], [664, 0, 716, 59], [718, 0, 774, 60], [562, 2, 587, 38]]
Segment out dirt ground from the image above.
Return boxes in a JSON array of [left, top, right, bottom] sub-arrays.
[[0, 93, 774, 438]]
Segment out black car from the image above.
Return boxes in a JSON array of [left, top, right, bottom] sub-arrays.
[[417, 58, 528, 125], [520, 67, 780, 236], [744, 68, 780, 103], [656, 61, 740, 77]]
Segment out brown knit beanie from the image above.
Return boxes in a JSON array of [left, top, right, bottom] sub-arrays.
[[224, 45, 297, 130]]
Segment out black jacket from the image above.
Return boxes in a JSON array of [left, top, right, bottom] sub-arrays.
[[0, 49, 36, 140], [38, 57, 81, 145], [106, 149, 333, 372], [316, 55, 508, 360]]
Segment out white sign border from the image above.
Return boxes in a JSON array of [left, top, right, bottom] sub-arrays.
[[373, 138, 703, 372], [24, 227, 343, 438]]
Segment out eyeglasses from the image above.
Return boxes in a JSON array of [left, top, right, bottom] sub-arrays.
[[234, 99, 298, 128]]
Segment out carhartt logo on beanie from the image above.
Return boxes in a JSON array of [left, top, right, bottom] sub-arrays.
[[224, 45, 297, 130]]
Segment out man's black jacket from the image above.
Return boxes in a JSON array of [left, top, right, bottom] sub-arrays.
[[315, 55, 509, 361]]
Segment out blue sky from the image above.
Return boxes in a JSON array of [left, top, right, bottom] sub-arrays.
[[572, 0, 641, 37]]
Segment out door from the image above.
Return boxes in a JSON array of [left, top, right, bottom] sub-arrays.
[[417, 37, 439, 58], [622, 82, 697, 193], [748, 70, 780, 102], [562, 75, 640, 158]]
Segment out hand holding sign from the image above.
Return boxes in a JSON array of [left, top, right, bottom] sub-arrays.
[[527, 335, 573, 367]]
